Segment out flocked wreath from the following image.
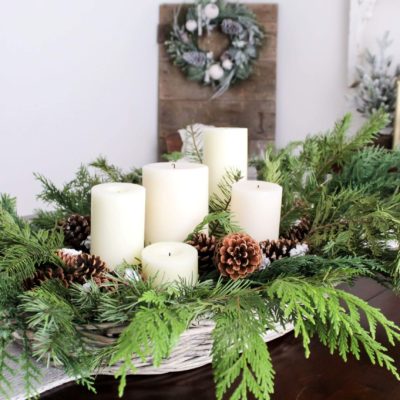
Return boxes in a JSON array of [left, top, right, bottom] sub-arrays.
[[165, 0, 264, 98]]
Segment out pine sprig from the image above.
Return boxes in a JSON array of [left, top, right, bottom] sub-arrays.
[[0, 194, 25, 228], [331, 146, 400, 196], [0, 208, 63, 289], [186, 211, 242, 241], [253, 110, 390, 231], [34, 165, 100, 217], [251, 255, 386, 284], [89, 156, 142, 184], [32, 157, 141, 230], [209, 169, 243, 237], [209, 169, 243, 213], [309, 188, 400, 258]]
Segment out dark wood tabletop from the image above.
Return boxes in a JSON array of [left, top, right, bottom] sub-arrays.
[[41, 278, 400, 400]]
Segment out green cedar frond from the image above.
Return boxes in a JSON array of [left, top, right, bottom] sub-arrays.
[[267, 277, 400, 377], [0, 336, 17, 399], [111, 304, 194, 397], [212, 293, 275, 400]]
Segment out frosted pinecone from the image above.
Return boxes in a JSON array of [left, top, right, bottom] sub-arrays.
[[183, 51, 207, 67], [221, 19, 243, 35]]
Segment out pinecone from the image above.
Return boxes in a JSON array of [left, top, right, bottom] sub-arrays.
[[182, 51, 207, 67], [186, 233, 217, 274], [259, 238, 299, 262], [283, 217, 311, 242], [24, 250, 109, 290], [60, 214, 91, 250], [214, 233, 262, 281], [221, 19, 244, 35]]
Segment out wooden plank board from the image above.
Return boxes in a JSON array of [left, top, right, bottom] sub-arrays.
[[158, 3, 278, 157]]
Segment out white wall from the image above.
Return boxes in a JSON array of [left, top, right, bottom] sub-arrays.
[[0, 0, 351, 215]]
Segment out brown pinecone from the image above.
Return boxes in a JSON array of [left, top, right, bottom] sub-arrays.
[[24, 250, 109, 290], [186, 233, 216, 273], [59, 214, 91, 250], [214, 233, 262, 281], [283, 217, 311, 242], [259, 238, 299, 262]]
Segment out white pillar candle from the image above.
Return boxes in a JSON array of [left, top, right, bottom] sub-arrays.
[[91, 183, 145, 270], [142, 242, 198, 287], [203, 127, 248, 197], [142, 162, 208, 245], [231, 180, 282, 242]]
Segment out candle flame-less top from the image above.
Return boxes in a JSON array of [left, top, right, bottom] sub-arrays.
[[141, 242, 198, 287], [202, 127, 248, 197], [90, 183, 146, 270], [231, 180, 282, 242], [142, 162, 209, 244]]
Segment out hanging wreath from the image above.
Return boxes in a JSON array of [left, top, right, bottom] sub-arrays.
[[165, 0, 265, 98]]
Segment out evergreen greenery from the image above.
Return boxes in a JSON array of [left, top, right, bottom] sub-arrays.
[[1, 111, 400, 399], [32, 157, 141, 230]]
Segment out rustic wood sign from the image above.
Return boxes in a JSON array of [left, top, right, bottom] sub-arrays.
[[158, 3, 278, 158]]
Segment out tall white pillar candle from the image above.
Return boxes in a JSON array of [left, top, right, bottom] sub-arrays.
[[91, 183, 145, 270], [142, 162, 208, 244], [231, 180, 282, 242], [142, 242, 198, 287], [203, 127, 248, 196]]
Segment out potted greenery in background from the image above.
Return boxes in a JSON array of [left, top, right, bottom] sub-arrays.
[[352, 32, 400, 148]]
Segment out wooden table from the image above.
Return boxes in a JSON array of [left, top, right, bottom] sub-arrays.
[[41, 278, 400, 399]]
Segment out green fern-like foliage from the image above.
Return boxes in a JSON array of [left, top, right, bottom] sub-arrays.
[[2, 111, 400, 400], [267, 278, 400, 375]]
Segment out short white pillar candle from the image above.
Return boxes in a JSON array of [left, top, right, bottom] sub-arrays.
[[141, 242, 198, 287], [91, 183, 145, 270], [203, 127, 248, 197], [231, 180, 282, 242], [142, 162, 208, 245]]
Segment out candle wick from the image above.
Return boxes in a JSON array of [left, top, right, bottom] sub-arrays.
[[172, 163, 176, 169], [168, 252, 171, 257], [257, 185, 260, 189]]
